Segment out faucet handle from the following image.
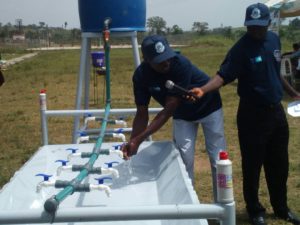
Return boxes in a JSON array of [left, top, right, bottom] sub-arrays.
[[55, 159, 69, 166], [35, 173, 52, 181], [104, 161, 119, 168], [95, 177, 112, 185], [66, 148, 78, 154]]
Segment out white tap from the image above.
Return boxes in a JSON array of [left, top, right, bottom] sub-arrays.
[[114, 120, 127, 127], [89, 184, 111, 197], [101, 168, 119, 178], [56, 165, 72, 176], [84, 116, 96, 127], [109, 149, 123, 158], [112, 133, 126, 142], [76, 135, 90, 144], [67, 152, 82, 161], [36, 180, 55, 193]]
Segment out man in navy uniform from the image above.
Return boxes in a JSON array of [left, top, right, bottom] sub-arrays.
[[0, 70, 4, 87], [190, 3, 300, 225], [121, 35, 226, 202]]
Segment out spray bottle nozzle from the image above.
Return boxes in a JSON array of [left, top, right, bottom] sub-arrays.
[[219, 151, 228, 160]]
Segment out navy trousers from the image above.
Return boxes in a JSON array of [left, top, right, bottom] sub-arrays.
[[237, 101, 289, 216]]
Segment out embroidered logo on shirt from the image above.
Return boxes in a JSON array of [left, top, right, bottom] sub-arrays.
[[149, 86, 161, 92], [155, 42, 165, 54], [251, 56, 263, 63], [251, 8, 261, 19], [273, 50, 281, 62]]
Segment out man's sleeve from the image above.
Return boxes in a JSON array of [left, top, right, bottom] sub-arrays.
[[132, 69, 151, 106], [218, 48, 243, 85]]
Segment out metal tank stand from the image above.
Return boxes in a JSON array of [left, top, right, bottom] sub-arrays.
[[72, 31, 141, 143]]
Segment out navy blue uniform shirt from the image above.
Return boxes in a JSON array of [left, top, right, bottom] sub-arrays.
[[218, 31, 283, 106], [133, 54, 222, 121]]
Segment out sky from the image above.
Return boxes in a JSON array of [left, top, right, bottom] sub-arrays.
[[0, 0, 269, 31]]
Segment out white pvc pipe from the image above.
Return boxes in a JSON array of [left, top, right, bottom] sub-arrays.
[[41, 108, 162, 147], [40, 92, 48, 145], [45, 108, 162, 116], [0, 204, 232, 224], [85, 127, 133, 134]]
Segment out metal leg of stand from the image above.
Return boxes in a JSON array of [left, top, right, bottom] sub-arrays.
[[72, 37, 91, 143], [130, 31, 141, 68], [84, 47, 91, 110], [93, 68, 96, 106]]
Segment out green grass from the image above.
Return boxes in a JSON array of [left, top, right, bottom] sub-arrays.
[[0, 40, 299, 225]]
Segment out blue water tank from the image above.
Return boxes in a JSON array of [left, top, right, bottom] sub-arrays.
[[78, 0, 146, 32]]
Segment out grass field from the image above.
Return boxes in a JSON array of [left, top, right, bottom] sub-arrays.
[[0, 36, 299, 225]]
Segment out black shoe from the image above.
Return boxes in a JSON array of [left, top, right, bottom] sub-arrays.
[[249, 215, 267, 225], [275, 210, 300, 225]]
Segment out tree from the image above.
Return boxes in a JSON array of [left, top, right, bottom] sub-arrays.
[[171, 25, 183, 35], [289, 18, 300, 29], [0, 23, 13, 38], [39, 21, 45, 28], [64, 22, 68, 30], [192, 21, 209, 35], [147, 16, 167, 35], [71, 28, 81, 46], [212, 26, 233, 38], [234, 29, 246, 39]]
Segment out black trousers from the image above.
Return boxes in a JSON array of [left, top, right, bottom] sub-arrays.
[[237, 101, 289, 216]]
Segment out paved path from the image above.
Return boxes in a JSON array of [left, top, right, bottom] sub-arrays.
[[1, 44, 186, 68], [27, 44, 186, 51], [4, 52, 38, 67]]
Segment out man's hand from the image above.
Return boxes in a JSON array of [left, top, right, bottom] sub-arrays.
[[185, 88, 204, 101], [190, 87, 204, 97], [121, 139, 140, 160]]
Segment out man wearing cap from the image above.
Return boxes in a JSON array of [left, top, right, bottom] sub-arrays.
[[290, 43, 300, 77], [0, 70, 4, 87], [121, 34, 226, 202], [189, 3, 300, 225]]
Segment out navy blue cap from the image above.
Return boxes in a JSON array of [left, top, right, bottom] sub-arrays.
[[141, 35, 176, 64], [244, 3, 270, 26]]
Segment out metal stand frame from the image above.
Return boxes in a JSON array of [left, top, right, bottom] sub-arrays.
[[72, 31, 141, 143]]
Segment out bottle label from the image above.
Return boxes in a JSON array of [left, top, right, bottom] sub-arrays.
[[217, 174, 233, 188]]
